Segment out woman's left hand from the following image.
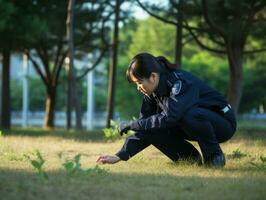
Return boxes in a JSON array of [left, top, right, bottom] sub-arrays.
[[96, 155, 121, 164], [118, 122, 131, 135]]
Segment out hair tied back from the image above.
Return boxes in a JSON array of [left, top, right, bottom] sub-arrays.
[[156, 56, 179, 70]]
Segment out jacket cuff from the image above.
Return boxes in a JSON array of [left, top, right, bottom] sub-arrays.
[[115, 150, 131, 161], [130, 120, 140, 131]]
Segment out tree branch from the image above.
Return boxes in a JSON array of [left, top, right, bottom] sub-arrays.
[[243, 0, 265, 37], [25, 50, 49, 86], [136, 0, 226, 54], [187, 24, 225, 46], [136, 0, 226, 44], [182, 34, 199, 46], [208, 34, 226, 47], [54, 50, 68, 86], [101, 10, 115, 47], [136, 0, 178, 26], [201, 0, 226, 38], [243, 48, 266, 54], [35, 47, 52, 83], [77, 48, 107, 80], [169, 0, 179, 11], [75, 20, 95, 48], [183, 20, 226, 54], [52, 39, 63, 76]]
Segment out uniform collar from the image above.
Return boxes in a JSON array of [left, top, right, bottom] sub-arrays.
[[154, 74, 168, 96]]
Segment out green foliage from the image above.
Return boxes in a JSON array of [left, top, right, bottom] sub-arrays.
[[59, 153, 107, 175], [119, 19, 138, 56], [103, 120, 120, 140], [4, 2, 266, 117], [1, 126, 266, 199], [28, 77, 46, 111], [24, 150, 48, 180], [103, 119, 135, 140], [10, 79, 22, 111], [0, 0, 47, 51], [240, 57, 266, 113], [249, 155, 266, 170], [61, 154, 83, 175], [11, 77, 45, 111], [85, 165, 107, 175], [183, 52, 229, 95], [115, 55, 142, 118], [0, 0, 15, 30], [229, 148, 247, 159], [128, 17, 176, 60], [10, 76, 69, 111]]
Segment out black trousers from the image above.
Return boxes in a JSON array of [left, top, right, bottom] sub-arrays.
[[116, 107, 236, 162]]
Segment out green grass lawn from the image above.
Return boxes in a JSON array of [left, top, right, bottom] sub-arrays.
[[0, 124, 266, 200]]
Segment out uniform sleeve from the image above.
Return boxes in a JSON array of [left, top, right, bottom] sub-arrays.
[[130, 80, 199, 131], [115, 132, 150, 161], [139, 95, 157, 119], [115, 96, 155, 161]]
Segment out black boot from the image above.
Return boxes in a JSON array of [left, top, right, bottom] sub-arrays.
[[198, 141, 226, 167], [204, 153, 226, 167]]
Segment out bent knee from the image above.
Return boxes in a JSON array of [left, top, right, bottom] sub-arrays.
[[181, 108, 206, 124]]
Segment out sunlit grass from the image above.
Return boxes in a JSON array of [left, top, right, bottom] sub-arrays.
[[0, 126, 266, 200]]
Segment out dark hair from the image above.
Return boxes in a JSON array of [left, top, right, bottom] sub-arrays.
[[126, 52, 178, 82]]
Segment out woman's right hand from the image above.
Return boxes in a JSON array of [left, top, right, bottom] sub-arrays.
[[96, 155, 121, 164]]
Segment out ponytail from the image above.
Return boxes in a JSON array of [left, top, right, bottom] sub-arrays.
[[126, 52, 179, 83], [156, 56, 179, 71]]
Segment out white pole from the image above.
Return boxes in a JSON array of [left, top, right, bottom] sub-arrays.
[[22, 54, 29, 128], [87, 70, 94, 130]]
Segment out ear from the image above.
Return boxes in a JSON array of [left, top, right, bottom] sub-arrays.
[[149, 72, 158, 83]]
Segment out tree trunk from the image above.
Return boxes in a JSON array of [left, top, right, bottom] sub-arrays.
[[175, 0, 183, 65], [1, 49, 11, 130], [44, 86, 56, 129], [226, 43, 243, 114], [106, 0, 120, 128], [66, 0, 75, 129], [66, 64, 73, 129], [72, 73, 82, 129]]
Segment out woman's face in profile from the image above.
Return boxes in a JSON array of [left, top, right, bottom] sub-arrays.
[[130, 72, 159, 96]]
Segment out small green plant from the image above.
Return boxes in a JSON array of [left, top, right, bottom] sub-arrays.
[[249, 155, 266, 169], [103, 120, 120, 140], [260, 155, 266, 163], [86, 165, 107, 175], [24, 150, 48, 180], [229, 148, 247, 159], [59, 153, 107, 175], [103, 119, 135, 140], [61, 154, 83, 175]]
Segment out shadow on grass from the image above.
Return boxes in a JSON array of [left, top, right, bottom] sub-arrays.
[[2, 128, 106, 142], [0, 167, 265, 200], [231, 131, 266, 144], [2, 123, 266, 144], [236, 120, 266, 140], [229, 123, 266, 143]]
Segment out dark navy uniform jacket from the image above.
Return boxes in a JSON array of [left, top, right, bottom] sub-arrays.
[[130, 69, 228, 131]]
